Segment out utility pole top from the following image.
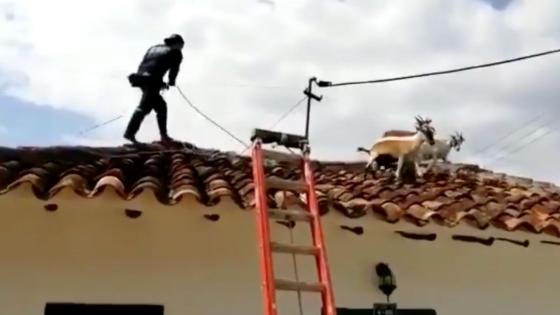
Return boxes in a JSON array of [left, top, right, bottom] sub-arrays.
[[304, 77, 323, 140]]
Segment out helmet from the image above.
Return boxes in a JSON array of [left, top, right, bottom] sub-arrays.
[[164, 33, 185, 46]]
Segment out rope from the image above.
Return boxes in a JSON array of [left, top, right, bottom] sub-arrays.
[[75, 87, 249, 150], [77, 114, 124, 136], [175, 86, 250, 149], [288, 224, 304, 315], [320, 48, 560, 87], [72, 144, 235, 161]]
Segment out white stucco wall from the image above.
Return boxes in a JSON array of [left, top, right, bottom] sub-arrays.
[[0, 184, 558, 315]]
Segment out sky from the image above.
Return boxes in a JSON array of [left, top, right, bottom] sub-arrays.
[[0, 0, 559, 184]]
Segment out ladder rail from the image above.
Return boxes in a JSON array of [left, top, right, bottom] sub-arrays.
[[303, 151, 337, 315], [251, 131, 337, 315], [252, 140, 278, 315]]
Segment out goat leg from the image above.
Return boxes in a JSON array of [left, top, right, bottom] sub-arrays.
[[365, 153, 378, 172], [423, 153, 437, 175], [415, 158, 424, 177], [395, 155, 405, 181]]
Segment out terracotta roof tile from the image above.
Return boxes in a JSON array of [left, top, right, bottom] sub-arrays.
[[543, 219, 560, 236], [378, 202, 403, 222], [404, 204, 435, 224], [2, 143, 560, 237], [49, 173, 89, 196]]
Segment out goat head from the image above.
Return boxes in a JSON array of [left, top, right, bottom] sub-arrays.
[[414, 115, 432, 126], [454, 131, 465, 143]]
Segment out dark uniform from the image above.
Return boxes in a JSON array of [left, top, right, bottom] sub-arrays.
[[124, 34, 184, 143]]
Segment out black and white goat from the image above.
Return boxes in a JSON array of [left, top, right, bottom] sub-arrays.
[[418, 131, 465, 164], [357, 116, 436, 181]]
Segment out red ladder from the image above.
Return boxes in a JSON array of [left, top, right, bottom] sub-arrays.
[[250, 128, 336, 315]]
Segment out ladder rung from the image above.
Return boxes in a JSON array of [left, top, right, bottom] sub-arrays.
[[251, 128, 307, 149], [262, 149, 302, 163], [266, 176, 307, 193], [267, 209, 313, 222], [270, 242, 320, 256], [275, 279, 325, 292]]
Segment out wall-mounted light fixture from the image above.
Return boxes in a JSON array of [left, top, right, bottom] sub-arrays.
[[203, 214, 220, 222], [125, 209, 142, 219], [374, 263, 397, 302]]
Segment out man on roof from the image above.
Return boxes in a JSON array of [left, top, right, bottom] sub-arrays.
[[124, 33, 185, 145]]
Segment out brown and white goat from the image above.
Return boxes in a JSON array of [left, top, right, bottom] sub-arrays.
[[382, 130, 417, 137], [356, 129, 421, 170], [358, 116, 436, 181]]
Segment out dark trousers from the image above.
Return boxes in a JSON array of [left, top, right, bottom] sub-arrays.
[[124, 84, 168, 139]]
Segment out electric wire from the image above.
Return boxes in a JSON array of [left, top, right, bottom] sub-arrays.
[[72, 47, 560, 170], [240, 96, 308, 155], [185, 81, 295, 89], [488, 127, 558, 165], [484, 114, 560, 163], [269, 96, 308, 130], [472, 109, 549, 157], [319, 48, 560, 87]]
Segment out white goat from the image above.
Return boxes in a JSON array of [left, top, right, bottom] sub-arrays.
[[418, 131, 465, 164], [360, 116, 436, 181]]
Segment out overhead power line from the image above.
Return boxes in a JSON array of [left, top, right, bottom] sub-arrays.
[[473, 110, 552, 158], [316, 48, 560, 88], [76, 47, 560, 163], [485, 114, 560, 162], [269, 96, 308, 130], [239, 95, 308, 155], [472, 110, 548, 157], [185, 81, 295, 90], [488, 126, 558, 165]]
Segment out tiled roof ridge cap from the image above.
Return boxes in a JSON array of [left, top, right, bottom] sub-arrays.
[[1, 144, 558, 190], [0, 142, 224, 162]]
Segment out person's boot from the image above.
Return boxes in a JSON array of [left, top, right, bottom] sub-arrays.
[[156, 109, 176, 145], [124, 110, 146, 144], [160, 135, 176, 146], [124, 134, 139, 144]]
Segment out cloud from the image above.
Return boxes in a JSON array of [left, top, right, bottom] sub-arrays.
[[0, 94, 98, 147], [1, 0, 560, 183], [479, 0, 514, 10]]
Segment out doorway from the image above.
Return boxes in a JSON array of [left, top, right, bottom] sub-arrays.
[[336, 307, 436, 315], [44, 303, 164, 315]]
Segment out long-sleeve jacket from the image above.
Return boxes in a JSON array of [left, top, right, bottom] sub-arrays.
[[137, 44, 183, 85]]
